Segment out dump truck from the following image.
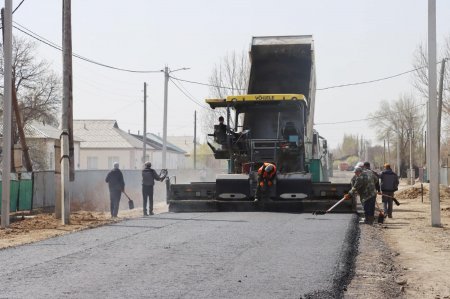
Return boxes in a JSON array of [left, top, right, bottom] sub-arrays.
[[167, 35, 355, 213]]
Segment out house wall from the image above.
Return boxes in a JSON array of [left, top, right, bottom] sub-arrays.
[[79, 148, 134, 170], [79, 148, 186, 170], [151, 151, 184, 169]]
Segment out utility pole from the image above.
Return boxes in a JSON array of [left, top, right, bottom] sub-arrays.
[[428, 0, 440, 227], [162, 66, 169, 169], [396, 130, 401, 176], [383, 139, 386, 164], [1, 1, 12, 228], [161, 66, 189, 169], [408, 129, 414, 185], [61, 0, 73, 224], [143, 82, 147, 163], [387, 136, 391, 165], [194, 110, 197, 169], [437, 58, 446, 157]]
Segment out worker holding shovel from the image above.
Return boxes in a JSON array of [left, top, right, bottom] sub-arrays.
[[142, 162, 167, 216], [345, 166, 377, 224], [379, 163, 399, 218]]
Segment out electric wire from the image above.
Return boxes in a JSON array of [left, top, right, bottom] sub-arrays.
[[12, 22, 162, 74], [169, 78, 210, 110], [170, 75, 246, 91], [12, 0, 26, 14], [171, 61, 446, 92], [315, 102, 426, 125]]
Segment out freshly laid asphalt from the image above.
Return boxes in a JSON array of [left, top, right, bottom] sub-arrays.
[[0, 212, 358, 299]]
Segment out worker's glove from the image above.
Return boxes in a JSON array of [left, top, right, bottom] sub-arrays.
[[344, 194, 351, 200]]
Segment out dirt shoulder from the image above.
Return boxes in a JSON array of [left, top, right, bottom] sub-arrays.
[[346, 182, 450, 299]]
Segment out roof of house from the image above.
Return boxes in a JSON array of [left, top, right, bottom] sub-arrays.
[[73, 120, 185, 153], [73, 120, 146, 149], [131, 133, 186, 154], [166, 135, 195, 155], [0, 120, 81, 141]]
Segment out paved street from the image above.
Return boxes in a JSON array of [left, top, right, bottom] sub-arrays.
[[0, 212, 357, 298]]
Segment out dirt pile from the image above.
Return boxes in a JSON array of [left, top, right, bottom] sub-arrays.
[[395, 183, 450, 202]]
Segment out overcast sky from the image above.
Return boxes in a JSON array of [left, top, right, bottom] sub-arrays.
[[10, 0, 450, 148]]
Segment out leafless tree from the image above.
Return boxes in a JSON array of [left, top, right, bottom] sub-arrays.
[[0, 36, 61, 141], [200, 50, 250, 137], [369, 94, 425, 176], [412, 36, 450, 128], [0, 36, 61, 169]]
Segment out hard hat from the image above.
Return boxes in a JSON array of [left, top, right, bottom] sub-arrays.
[[265, 164, 274, 173], [354, 167, 363, 173], [355, 162, 364, 169]]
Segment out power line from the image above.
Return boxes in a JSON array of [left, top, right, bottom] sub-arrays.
[[316, 66, 429, 91], [170, 75, 246, 91], [12, 21, 162, 74], [12, 0, 25, 14], [315, 102, 426, 125], [171, 61, 447, 92], [169, 78, 209, 110]]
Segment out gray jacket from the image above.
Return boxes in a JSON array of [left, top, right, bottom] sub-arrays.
[[142, 167, 161, 186]]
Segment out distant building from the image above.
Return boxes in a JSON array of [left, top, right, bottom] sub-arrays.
[[0, 120, 81, 171], [73, 120, 186, 170], [131, 133, 187, 169]]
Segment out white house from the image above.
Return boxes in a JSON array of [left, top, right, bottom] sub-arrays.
[[1, 120, 81, 171], [74, 120, 185, 170], [131, 133, 187, 169]]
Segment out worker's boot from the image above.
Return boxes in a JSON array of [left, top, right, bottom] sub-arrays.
[[367, 216, 375, 225]]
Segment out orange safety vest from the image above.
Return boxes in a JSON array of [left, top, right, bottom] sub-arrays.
[[258, 162, 277, 187]]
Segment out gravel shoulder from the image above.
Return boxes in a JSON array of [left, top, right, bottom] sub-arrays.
[[346, 182, 450, 299]]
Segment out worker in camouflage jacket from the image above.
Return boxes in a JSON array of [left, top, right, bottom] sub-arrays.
[[345, 166, 377, 224]]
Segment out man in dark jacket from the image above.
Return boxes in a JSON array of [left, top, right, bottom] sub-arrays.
[[142, 162, 163, 216], [379, 163, 399, 218], [105, 162, 125, 218]]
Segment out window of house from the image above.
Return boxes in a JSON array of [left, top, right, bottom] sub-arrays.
[[87, 157, 98, 169], [108, 157, 119, 169]]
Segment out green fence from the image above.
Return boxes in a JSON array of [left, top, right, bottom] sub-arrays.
[[0, 173, 33, 212]]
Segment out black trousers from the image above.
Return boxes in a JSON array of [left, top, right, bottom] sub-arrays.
[[142, 185, 154, 214], [109, 189, 121, 217]]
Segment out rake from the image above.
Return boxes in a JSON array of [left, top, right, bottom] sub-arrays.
[[312, 196, 347, 215]]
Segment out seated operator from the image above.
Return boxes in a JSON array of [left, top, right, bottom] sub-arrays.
[[214, 116, 228, 144], [255, 162, 277, 201]]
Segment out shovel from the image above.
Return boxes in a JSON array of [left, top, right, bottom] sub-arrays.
[[379, 193, 400, 206], [313, 196, 347, 215], [122, 191, 134, 210], [375, 200, 385, 224]]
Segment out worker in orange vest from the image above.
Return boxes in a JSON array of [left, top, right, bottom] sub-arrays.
[[255, 162, 277, 201]]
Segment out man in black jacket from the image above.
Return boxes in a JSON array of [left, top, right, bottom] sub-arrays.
[[142, 162, 164, 216], [105, 162, 125, 218], [379, 163, 399, 218]]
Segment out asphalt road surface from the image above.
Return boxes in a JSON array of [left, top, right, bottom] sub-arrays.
[[0, 212, 358, 299]]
